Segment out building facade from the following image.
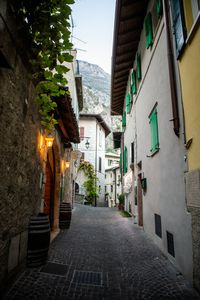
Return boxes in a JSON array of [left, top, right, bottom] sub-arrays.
[[174, 0, 200, 291], [111, 0, 193, 282], [76, 114, 110, 206], [0, 2, 82, 288], [105, 152, 121, 207]]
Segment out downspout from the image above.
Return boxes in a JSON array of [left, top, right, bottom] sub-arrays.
[[164, 0, 180, 137]]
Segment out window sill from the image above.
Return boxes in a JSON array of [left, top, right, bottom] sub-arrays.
[[147, 148, 159, 157], [186, 11, 200, 44]]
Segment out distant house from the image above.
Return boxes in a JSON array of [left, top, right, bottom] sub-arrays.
[[76, 114, 110, 206], [111, 0, 193, 282], [105, 152, 121, 207]]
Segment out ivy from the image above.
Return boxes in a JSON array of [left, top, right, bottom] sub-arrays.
[[78, 161, 99, 205], [11, 0, 75, 131]]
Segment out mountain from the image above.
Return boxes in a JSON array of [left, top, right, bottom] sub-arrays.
[[78, 60, 121, 151]]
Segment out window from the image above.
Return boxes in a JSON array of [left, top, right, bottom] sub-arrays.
[[183, 0, 200, 34], [117, 174, 121, 182], [131, 142, 134, 163], [126, 93, 131, 114], [108, 159, 112, 166], [123, 146, 127, 174], [156, 0, 163, 17], [167, 231, 175, 257], [99, 157, 102, 172], [111, 185, 113, 193], [81, 152, 85, 161], [99, 128, 102, 147], [79, 127, 84, 140], [110, 173, 112, 178], [170, 0, 186, 57], [149, 107, 159, 154], [191, 0, 200, 19], [136, 53, 142, 80], [131, 70, 137, 94], [145, 12, 153, 49], [122, 111, 126, 127], [152, 0, 163, 34]]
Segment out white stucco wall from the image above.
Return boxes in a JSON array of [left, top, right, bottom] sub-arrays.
[[77, 117, 106, 205], [122, 8, 193, 281]]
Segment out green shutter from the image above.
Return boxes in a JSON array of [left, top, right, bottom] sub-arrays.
[[123, 146, 127, 174], [126, 93, 131, 114], [145, 12, 153, 49], [149, 109, 159, 153], [170, 0, 185, 57], [156, 0, 163, 17], [136, 53, 142, 80], [131, 70, 137, 94], [122, 111, 126, 127]]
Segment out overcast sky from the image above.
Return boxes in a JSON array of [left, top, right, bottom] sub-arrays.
[[71, 0, 116, 74]]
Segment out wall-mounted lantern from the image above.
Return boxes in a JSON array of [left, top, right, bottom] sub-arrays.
[[85, 139, 90, 149], [65, 161, 70, 169], [45, 136, 54, 148]]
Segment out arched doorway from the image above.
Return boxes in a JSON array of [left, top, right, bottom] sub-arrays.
[[44, 149, 55, 230], [43, 142, 61, 232]]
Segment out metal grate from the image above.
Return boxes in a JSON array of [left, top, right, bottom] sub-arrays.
[[167, 231, 175, 257], [72, 270, 102, 286], [40, 262, 68, 276]]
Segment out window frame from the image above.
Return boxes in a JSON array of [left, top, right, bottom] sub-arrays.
[[149, 106, 159, 155]]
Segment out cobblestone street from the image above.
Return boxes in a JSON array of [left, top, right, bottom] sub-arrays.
[[3, 204, 200, 300]]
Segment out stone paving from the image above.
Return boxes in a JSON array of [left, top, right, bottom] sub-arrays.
[[3, 204, 200, 299]]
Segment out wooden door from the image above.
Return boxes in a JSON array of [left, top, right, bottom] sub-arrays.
[[44, 156, 54, 229]]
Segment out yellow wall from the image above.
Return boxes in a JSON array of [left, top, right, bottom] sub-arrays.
[[179, 27, 200, 170]]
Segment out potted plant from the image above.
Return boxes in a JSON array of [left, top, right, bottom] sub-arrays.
[[118, 193, 125, 211]]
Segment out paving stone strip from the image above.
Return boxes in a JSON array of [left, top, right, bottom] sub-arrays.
[[3, 204, 200, 299]]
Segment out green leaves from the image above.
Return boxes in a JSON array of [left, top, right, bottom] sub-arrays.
[[12, 0, 75, 131], [78, 161, 99, 204]]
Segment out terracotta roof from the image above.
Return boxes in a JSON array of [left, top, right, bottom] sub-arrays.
[[111, 0, 148, 115], [79, 114, 111, 137], [56, 96, 80, 144]]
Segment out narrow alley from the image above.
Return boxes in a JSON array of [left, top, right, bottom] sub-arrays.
[[3, 204, 199, 300]]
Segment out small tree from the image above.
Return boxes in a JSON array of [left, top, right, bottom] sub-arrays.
[[78, 161, 98, 205], [117, 193, 125, 210]]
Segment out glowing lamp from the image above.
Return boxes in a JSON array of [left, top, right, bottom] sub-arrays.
[[45, 136, 54, 148], [65, 161, 70, 169]]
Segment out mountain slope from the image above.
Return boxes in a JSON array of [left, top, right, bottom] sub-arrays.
[[78, 60, 121, 151]]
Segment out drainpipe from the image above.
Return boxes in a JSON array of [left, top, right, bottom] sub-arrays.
[[164, 0, 180, 137]]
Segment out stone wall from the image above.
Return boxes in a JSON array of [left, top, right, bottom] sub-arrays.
[[186, 169, 200, 292], [0, 4, 42, 287]]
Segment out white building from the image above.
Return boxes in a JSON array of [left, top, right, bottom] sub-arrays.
[[76, 114, 110, 206], [105, 152, 121, 207], [111, 0, 193, 282]]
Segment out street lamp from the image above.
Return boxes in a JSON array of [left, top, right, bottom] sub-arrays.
[[85, 139, 90, 149]]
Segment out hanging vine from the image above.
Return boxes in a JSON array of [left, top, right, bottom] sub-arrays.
[[11, 0, 75, 131], [78, 161, 99, 204]]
